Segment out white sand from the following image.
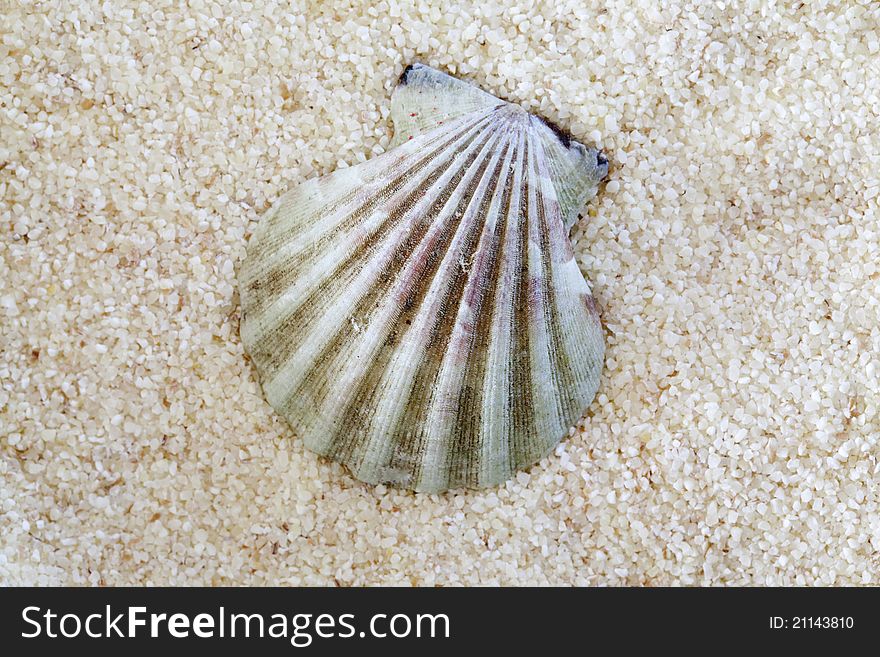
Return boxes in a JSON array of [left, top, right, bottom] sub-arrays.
[[2, 0, 879, 585]]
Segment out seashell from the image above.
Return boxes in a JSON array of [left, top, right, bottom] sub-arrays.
[[239, 63, 608, 492]]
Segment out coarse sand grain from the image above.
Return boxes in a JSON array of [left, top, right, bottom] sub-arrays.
[[1, 0, 879, 585]]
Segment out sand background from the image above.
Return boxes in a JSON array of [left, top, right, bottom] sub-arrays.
[[2, 0, 879, 585]]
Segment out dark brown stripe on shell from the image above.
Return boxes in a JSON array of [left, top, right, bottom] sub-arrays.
[[509, 138, 535, 472]]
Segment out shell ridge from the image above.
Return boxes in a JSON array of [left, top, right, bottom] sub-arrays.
[[509, 135, 536, 474], [340, 125, 516, 485]]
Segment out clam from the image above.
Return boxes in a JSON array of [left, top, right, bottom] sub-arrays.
[[239, 63, 608, 492]]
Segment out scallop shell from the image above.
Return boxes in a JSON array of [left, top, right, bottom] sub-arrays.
[[239, 63, 608, 492]]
